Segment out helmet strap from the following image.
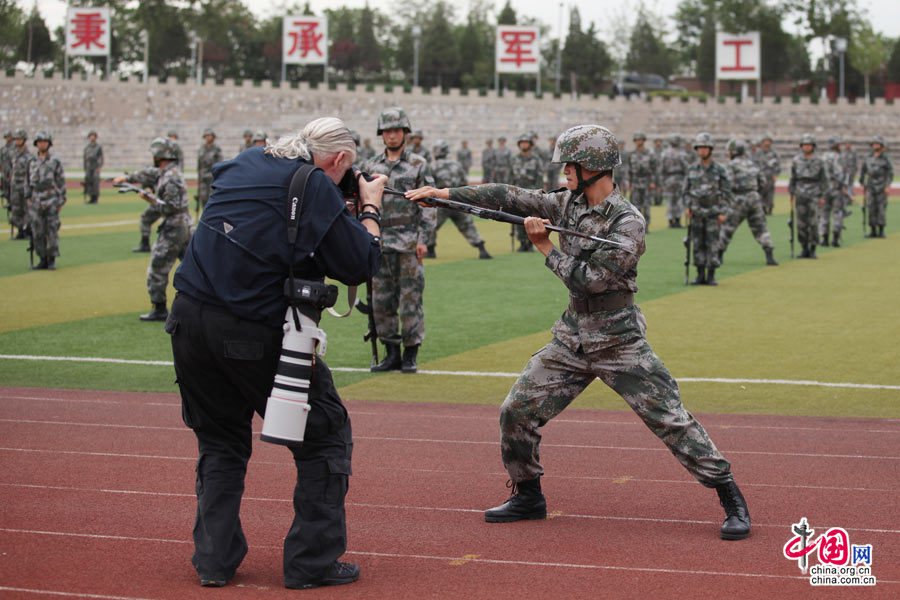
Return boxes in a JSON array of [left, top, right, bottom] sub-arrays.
[[574, 165, 606, 195]]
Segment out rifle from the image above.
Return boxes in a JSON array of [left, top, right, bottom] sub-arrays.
[[788, 196, 795, 258], [361, 282, 379, 367], [684, 211, 692, 285], [113, 182, 167, 206]]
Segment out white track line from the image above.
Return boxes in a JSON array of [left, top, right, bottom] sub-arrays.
[[0, 587, 158, 600], [2, 354, 900, 390]]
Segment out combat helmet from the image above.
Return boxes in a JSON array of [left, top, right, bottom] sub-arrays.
[[410, 130, 424, 141], [432, 139, 450, 159], [827, 135, 841, 148], [726, 138, 746, 156], [251, 130, 267, 144], [693, 132, 714, 149], [668, 133, 681, 146], [86, 129, 97, 138], [376, 107, 412, 135], [13, 128, 27, 140], [202, 128, 216, 138], [517, 132, 533, 146], [243, 128, 253, 137], [870, 135, 885, 147], [799, 134, 816, 147], [33, 130, 52, 147], [633, 131, 647, 141], [167, 129, 178, 138], [149, 137, 178, 161], [760, 132, 774, 143], [3, 130, 10, 138]]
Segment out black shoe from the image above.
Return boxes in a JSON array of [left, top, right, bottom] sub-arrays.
[[46, 257, 56, 270], [199, 577, 228, 587], [706, 267, 718, 286], [808, 245, 817, 259], [831, 232, 841, 247], [89, 195, 99, 204], [424, 245, 436, 259], [764, 248, 778, 266], [287, 561, 360, 590], [866, 227, 877, 238], [716, 481, 751, 540], [690, 267, 706, 285], [485, 479, 547, 523], [401, 344, 419, 373], [31, 258, 48, 270], [878, 226, 886, 238], [139, 303, 168, 321], [799, 245, 810, 258], [15, 229, 27, 240], [517, 241, 534, 252], [132, 236, 151, 252], [477, 241, 492, 259], [674, 218, 682, 228], [371, 343, 401, 372]]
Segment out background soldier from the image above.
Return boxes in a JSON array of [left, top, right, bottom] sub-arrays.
[[756, 133, 780, 215], [614, 140, 629, 192], [820, 136, 847, 247], [238, 128, 253, 155], [408, 130, 433, 164], [350, 130, 366, 168], [82, 130, 103, 204], [9, 129, 32, 240], [114, 138, 192, 321], [360, 138, 376, 163], [27, 131, 66, 270], [197, 129, 223, 214], [545, 137, 562, 190], [684, 132, 732, 285], [660, 134, 688, 228], [1, 130, 13, 211], [627, 131, 658, 231], [482, 139, 496, 183], [510, 132, 544, 251], [840, 138, 859, 212], [788, 134, 827, 258], [493, 136, 513, 184], [363, 108, 436, 373], [684, 139, 699, 166], [456, 140, 473, 176], [251, 131, 267, 147], [719, 139, 777, 266], [859, 135, 893, 238], [426, 139, 491, 260], [167, 130, 184, 171], [652, 135, 664, 205]]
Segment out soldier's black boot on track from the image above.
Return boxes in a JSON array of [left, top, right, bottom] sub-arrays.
[[764, 248, 778, 265], [799, 244, 810, 258], [866, 226, 877, 238], [46, 257, 56, 270], [690, 267, 706, 285], [485, 478, 546, 523], [878, 225, 886, 238], [716, 481, 751, 540], [31, 258, 48, 270], [140, 303, 168, 321], [371, 343, 401, 372], [401, 345, 419, 373], [831, 231, 841, 247], [706, 268, 718, 286], [132, 235, 151, 252], [808, 245, 817, 259], [477, 242, 492, 259]]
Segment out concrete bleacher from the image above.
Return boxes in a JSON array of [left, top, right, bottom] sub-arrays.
[[2, 71, 898, 174]]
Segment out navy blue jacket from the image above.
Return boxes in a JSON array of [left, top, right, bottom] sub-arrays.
[[174, 147, 381, 328]]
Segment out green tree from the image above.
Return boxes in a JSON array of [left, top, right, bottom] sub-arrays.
[[17, 7, 57, 72], [0, 0, 26, 68], [420, 1, 459, 88], [561, 7, 612, 95], [497, 1, 517, 26], [625, 7, 674, 78], [357, 3, 383, 75], [887, 38, 900, 82], [458, 0, 494, 89], [848, 23, 887, 102]]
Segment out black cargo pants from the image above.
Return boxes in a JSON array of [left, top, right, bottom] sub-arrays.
[[166, 292, 353, 587]]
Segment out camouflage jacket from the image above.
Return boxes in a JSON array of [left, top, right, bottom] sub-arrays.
[[10, 146, 33, 188], [197, 143, 223, 181], [363, 148, 436, 252], [126, 163, 192, 228], [410, 143, 433, 164], [614, 150, 629, 186], [83, 141, 104, 172], [756, 148, 781, 180], [627, 148, 659, 186], [788, 154, 827, 198], [840, 148, 858, 188], [683, 160, 733, 215], [533, 145, 550, 169], [481, 147, 495, 171], [432, 158, 468, 188], [456, 147, 472, 171], [0, 141, 12, 179], [27, 152, 66, 205], [822, 150, 845, 194], [449, 183, 645, 355], [727, 156, 766, 196], [660, 146, 688, 176], [359, 146, 376, 162], [511, 152, 544, 189], [859, 153, 894, 190], [171, 141, 184, 171], [493, 147, 513, 174]]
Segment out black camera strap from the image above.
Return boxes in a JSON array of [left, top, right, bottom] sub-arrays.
[[286, 163, 320, 331]]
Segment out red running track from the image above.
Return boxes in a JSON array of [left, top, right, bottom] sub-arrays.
[[1, 386, 898, 599]]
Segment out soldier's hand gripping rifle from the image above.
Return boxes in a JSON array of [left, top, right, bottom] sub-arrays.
[[788, 195, 795, 258], [113, 182, 168, 207]]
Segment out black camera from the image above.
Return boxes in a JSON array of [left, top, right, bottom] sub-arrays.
[[338, 166, 376, 203], [284, 279, 338, 310]]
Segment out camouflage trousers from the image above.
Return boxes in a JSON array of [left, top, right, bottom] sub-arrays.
[[818, 190, 847, 237], [662, 175, 685, 221], [760, 181, 775, 214], [9, 186, 28, 229], [652, 184, 663, 206], [372, 252, 425, 347], [514, 224, 528, 245], [27, 198, 62, 259], [629, 184, 652, 228], [139, 204, 162, 238], [719, 193, 773, 254], [865, 189, 888, 227], [147, 220, 191, 305], [690, 213, 722, 268], [429, 207, 483, 247], [84, 170, 100, 197], [794, 196, 820, 247], [500, 335, 733, 487], [198, 176, 213, 211], [493, 169, 511, 184]]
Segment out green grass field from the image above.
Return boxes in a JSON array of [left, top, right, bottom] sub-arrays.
[[2, 187, 898, 419]]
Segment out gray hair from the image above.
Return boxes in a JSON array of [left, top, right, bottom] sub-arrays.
[[265, 117, 357, 164]]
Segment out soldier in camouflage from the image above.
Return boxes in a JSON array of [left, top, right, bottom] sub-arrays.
[[788, 134, 827, 258], [8, 129, 32, 240], [627, 131, 659, 231], [82, 130, 104, 204], [114, 138, 192, 321], [652, 135, 664, 205], [493, 137, 513, 184], [660, 134, 689, 228], [859, 136, 894, 239], [840, 139, 859, 214], [167, 130, 184, 171], [510, 132, 545, 251], [197, 129, 223, 214], [406, 124, 751, 541], [408, 130, 433, 164], [363, 108, 436, 373], [425, 139, 491, 260], [482, 139, 496, 183], [684, 140, 699, 166], [237, 129, 253, 156], [27, 131, 66, 270], [359, 138, 376, 163], [683, 132, 732, 285], [1, 130, 12, 210], [614, 140, 628, 191], [456, 140, 473, 175], [719, 139, 777, 266], [545, 137, 562, 190], [819, 136, 847, 247], [251, 131, 267, 147], [756, 134, 780, 215]]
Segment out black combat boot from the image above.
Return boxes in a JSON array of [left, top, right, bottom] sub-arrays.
[[878, 225, 886, 238], [140, 303, 168, 321], [764, 248, 778, 266], [424, 245, 436, 259], [799, 244, 810, 258], [716, 481, 751, 540], [32, 257, 48, 270], [517, 240, 534, 252], [15, 228, 27, 240], [831, 231, 841, 247], [401, 345, 419, 373], [46, 257, 56, 270], [690, 267, 706, 285], [485, 478, 547, 523], [132, 235, 151, 252], [668, 219, 675, 228], [674, 217, 682, 228], [370, 343, 401, 372], [866, 226, 877, 238], [476, 242, 492, 259], [706, 267, 718, 286], [89, 195, 99, 204], [808, 245, 817, 259]]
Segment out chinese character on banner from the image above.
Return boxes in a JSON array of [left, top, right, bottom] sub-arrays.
[[66, 7, 111, 57], [715, 31, 760, 80], [283, 16, 328, 65], [496, 26, 540, 74]]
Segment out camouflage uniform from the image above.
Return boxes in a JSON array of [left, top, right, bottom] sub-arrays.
[[359, 142, 376, 164], [126, 163, 192, 307], [456, 145, 473, 175], [614, 144, 629, 192], [482, 143, 496, 183], [756, 136, 780, 215], [788, 141, 827, 253], [27, 142, 66, 263], [859, 142, 894, 236], [660, 137, 689, 225], [363, 148, 435, 348], [493, 143, 513, 184], [545, 141, 562, 190], [652, 138, 664, 205], [627, 146, 659, 228], [819, 141, 847, 244], [1, 135, 13, 208], [9, 138, 33, 234], [684, 151, 732, 270], [840, 144, 858, 194], [719, 142, 774, 259], [197, 137, 223, 212], [82, 135, 104, 203], [428, 153, 484, 249], [168, 135, 184, 171], [409, 142, 433, 164], [510, 146, 544, 247]]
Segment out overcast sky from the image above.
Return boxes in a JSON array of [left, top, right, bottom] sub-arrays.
[[23, 0, 900, 47]]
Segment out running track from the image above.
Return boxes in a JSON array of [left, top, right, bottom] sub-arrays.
[[1, 386, 897, 599]]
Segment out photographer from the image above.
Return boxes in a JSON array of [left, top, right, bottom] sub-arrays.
[[167, 117, 384, 589]]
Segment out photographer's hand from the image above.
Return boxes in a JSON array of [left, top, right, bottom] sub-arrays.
[[359, 173, 387, 212]]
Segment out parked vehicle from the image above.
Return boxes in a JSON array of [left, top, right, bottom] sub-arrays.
[[615, 73, 686, 98]]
